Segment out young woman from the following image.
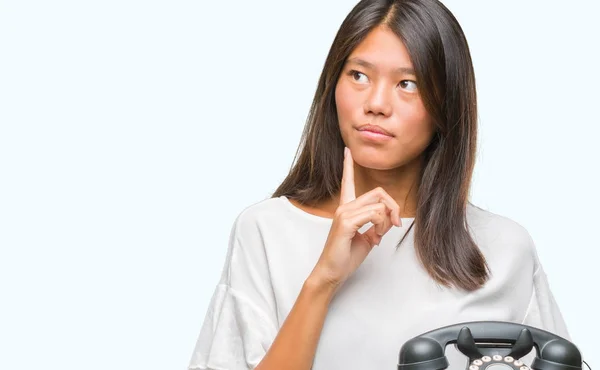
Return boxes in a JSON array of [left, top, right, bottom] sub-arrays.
[[188, 0, 571, 369]]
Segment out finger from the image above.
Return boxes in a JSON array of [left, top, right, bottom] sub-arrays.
[[344, 207, 386, 237], [355, 211, 386, 247], [370, 208, 393, 237], [346, 203, 390, 236], [353, 187, 402, 227], [362, 226, 383, 247], [340, 146, 356, 205], [376, 208, 395, 236], [338, 188, 401, 228], [375, 208, 393, 235]]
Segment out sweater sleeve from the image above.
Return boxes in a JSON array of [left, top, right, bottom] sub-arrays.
[[188, 211, 279, 370], [521, 236, 571, 341]]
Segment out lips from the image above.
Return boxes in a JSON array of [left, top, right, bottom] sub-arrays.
[[357, 123, 394, 137]]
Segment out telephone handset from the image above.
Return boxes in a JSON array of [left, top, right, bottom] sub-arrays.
[[398, 321, 582, 370]]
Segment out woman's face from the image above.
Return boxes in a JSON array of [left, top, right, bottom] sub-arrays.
[[335, 25, 436, 170]]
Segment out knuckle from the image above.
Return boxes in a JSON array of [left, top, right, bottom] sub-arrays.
[[340, 217, 352, 229], [367, 187, 379, 196]]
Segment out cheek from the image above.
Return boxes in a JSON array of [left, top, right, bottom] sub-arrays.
[[335, 82, 358, 125], [395, 101, 436, 148]]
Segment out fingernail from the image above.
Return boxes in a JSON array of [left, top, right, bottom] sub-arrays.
[[344, 147, 348, 158]]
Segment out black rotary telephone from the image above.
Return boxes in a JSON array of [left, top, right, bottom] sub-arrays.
[[398, 321, 583, 370]]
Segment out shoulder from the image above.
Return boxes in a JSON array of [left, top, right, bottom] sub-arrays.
[[466, 202, 531, 234], [230, 196, 288, 236], [466, 202, 537, 262], [218, 197, 287, 282]]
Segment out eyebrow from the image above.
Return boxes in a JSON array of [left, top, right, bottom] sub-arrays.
[[346, 57, 416, 76]]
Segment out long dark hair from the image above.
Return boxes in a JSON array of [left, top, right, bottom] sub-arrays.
[[271, 0, 489, 292]]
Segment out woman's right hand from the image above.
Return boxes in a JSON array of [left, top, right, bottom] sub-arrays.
[[310, 147, 402, 291]]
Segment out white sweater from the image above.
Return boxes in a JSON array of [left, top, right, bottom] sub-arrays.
[[188, 195, 571, 370]]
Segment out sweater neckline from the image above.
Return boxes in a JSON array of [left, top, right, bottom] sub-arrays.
[[278, 195, 416, 225]]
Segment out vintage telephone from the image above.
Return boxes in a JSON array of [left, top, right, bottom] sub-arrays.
[[398, 321, 585, 370]]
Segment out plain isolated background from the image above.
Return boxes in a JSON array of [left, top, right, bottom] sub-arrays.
[[1, 1, 598, 369]]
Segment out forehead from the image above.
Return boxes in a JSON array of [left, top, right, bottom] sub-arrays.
[[347, 25, 413, 70]]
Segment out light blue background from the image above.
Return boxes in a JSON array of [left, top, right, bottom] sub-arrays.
[[1, 1, 598, 369]]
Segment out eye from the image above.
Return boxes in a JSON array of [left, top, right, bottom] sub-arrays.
[[399, 80, 418, 92], [349, 70, 369, 84]]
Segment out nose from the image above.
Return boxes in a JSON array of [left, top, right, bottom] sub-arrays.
[[364, 82, 393, 117]]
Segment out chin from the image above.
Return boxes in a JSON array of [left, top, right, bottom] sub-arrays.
[[352, 148, 400, 170]]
